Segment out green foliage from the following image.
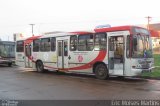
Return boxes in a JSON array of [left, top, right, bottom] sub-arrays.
[[154, 54, 160, 66], [142, 67, 160, 77]]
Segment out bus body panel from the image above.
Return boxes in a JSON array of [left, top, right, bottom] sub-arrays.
[[68, 51, 108, 73], [129, 58, 154, 76], [32, 51, 58, 71], [16, 52, 25, 67]]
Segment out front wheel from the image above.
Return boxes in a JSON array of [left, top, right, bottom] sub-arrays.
[[95, 64, 108, 80], [36, 61, 45, 73]]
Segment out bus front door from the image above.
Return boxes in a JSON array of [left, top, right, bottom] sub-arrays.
[[25, 44, 32, 68], [108, 35, 125, 76], [57, 40, 68, 70]]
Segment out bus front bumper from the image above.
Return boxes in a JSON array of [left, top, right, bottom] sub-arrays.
[[130, 67, 154, 76]]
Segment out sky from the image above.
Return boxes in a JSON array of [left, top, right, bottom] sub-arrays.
[[0, 0, 160, 41]]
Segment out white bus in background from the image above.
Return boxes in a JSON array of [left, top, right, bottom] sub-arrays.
[[15, 25, 154, 79]]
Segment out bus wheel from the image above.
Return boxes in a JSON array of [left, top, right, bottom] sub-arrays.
[[36, 61, 45, 73], [95, 64, 108, 80]]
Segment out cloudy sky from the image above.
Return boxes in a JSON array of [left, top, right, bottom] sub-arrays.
[[0, 0, 160, 41]]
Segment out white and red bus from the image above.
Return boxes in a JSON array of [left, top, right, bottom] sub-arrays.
[[15, 25, 154, 79]]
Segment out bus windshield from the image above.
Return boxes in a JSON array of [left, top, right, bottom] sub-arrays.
[[132, 34, 153, 58], [0, 42, 15, 58]]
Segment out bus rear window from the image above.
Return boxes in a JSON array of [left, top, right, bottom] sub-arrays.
[[16, 41, 24, 52]]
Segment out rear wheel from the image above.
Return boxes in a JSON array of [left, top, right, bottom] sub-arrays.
[[36, 61, 45, 73], [95, 64, 108, 80]]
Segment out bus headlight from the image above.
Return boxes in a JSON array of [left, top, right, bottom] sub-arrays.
[[132, 66, 136, 68], [132, 64, 142, 69]]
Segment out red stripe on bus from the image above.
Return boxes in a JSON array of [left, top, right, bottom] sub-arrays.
[[28, 50, 106, 71]]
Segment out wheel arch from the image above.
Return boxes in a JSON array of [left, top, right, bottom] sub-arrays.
[[93, 61, 108, 73]]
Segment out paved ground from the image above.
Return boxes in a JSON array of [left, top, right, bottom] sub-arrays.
[[0, 65, 160, 100]]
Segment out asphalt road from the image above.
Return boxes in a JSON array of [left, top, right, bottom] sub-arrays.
[[0, 65, 160, 100]]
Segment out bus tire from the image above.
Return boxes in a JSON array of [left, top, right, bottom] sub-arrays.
[[95, 64, 108, 80], [36, 61, 45, 73]]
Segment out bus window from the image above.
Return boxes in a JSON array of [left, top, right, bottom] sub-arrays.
[[51, 37, 56, 51], [58, 42, 62, 56], [132, 35, 147, 58], [33, 39, 40, 52], [25, 45, 31, 57], [64, 41, 68, 56], [70, 35, 77, 51], [10, 45, 15, 57], [16, 41, 24, 52], [40, 38, 51, 51], [109, 37, 114, 51], [94, 33, 106, 50], [78, 34, 94, 51], [126, 35, 130, 58], [0, 44, 6, 57]]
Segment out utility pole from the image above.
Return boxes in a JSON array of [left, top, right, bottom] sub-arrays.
[[29, 24, 35, 36], [145, 16, 152, 30]]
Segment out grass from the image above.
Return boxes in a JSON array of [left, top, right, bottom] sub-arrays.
[[153, 54, 160, 66], [142, 54, 160, 78], [142, 67, 160, 78]]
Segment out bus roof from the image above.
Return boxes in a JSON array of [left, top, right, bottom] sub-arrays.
[[41, 31, 94, 38], [42, 32, 75, 38], [94, 25, 146, 33], [19, 31, 94, 44]]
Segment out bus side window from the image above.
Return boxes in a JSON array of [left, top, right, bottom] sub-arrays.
[[64, 41, 68, 56], [94, 33, 106, 50], [40, 38, 51, 52], [132, 35, 138, 56], [51, 37, 56, 51], [86, 35, 94, 51], [126, 35, 130, 58], [33, 39, 40, 52], [16, 41, 24, 52], [70, 35, 77, 51], [78, 34, 94, 51]]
